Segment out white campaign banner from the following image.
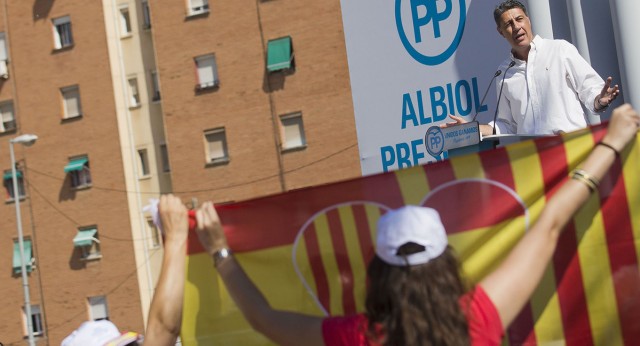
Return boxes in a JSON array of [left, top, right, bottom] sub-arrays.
[[340, 0, 509, 175]]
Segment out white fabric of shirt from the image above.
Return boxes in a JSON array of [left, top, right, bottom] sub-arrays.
[[491, 36, 604, 135]]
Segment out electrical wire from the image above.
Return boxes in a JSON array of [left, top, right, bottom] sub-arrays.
[[22, 141, 356, 242], [25, 142, 358, 195], [4, 142, 357, 342], [28, 182, 154, 242]]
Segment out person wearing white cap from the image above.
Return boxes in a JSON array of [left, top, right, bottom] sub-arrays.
[[193, 104, 639, 345], [61, 320, 142, 346], [61, 196, 189, 346]]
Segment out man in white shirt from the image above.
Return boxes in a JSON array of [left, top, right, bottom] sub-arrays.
[[447, 0, 620, 136]]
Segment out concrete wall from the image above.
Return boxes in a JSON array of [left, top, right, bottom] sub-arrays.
[[102, 0, 170, 325]]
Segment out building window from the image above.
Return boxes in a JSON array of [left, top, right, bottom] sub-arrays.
[[267, 36, 295, 72], [195, 54, 219, 90], [0, 101, 15, 133], [88, 296, 109, 321], [147, 218, 161, 248], [137, 148, 150, 177], [119, 6, 132, 37], [280, 113, 306, 150], [150, 70, 161, 101], [13, 238, 34, 275], [159, 144, 170, 172], [142, 1, 152, 29], [128, 77, 140, 108], [4, 169, 25, 200], [64, 156, 92, 189], [73, 227, 101, 260], [61, 85, 82, 119], [204, 128, 229, 164], [188, 0, 209, 16], [23, 304, 44, 337], [52, 16, 73, 49], [0, 32, 9, 79]]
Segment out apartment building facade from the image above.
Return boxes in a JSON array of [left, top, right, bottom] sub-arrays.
[[0, 0, 167, 344], [150, 0, 360, 204], [0, 0, 358, 344]]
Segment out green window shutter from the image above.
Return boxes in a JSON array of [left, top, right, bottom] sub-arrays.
[[267, 36, 292, 72], [13, 239, 33, 274], [64, 158, 88, 173], [73, 229, 98, 247], [3, 170, 23, 180]]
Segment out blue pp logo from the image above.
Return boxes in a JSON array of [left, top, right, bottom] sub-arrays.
[[395, 0, 467, 65], [425, 126, 445, 157]]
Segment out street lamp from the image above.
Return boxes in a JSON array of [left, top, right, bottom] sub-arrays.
[[10, 134, 38, 346]]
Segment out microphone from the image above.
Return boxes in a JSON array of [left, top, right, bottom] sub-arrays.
[[472, 69, 502, 122], [492, 60, 516, 135]]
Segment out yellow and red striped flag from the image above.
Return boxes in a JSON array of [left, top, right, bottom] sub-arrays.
[[181, 122, 640, 345]]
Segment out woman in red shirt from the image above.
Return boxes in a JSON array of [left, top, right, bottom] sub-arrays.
[[319, 206, 503, 345], [192, 104, 639, 346]]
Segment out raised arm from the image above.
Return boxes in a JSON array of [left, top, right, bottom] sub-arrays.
[[195, 202, 324, 346], [145, 195, 189, 345], [594, 77, 620, 112], [481, 104, 639, 328]]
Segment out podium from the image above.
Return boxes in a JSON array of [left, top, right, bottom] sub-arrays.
[[425, 122, 550, 159], [448, 133, 549, 157]]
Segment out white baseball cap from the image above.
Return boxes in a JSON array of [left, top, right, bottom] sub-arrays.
[[375, 206, 448, 266], [61, 320, 127, 346]]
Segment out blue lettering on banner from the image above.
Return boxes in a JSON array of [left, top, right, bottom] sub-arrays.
[[455, 79, 472, 116], [380, 139, 427, 172], [472, 77, 487, 113], [387, 77, 490, 172], [446, 83, 455, 115], [401, 90, 432, 129], [410, 0, 453, 42], [401, 93, 419, 129], [380, 146, 396, 171], [397, 142, 412, 169], [416, 90, 429, 125], [411, 139, 426, 165], [430, 86, 447, 122], [395, 0, 467, 66], [400, 77, 484, 129]]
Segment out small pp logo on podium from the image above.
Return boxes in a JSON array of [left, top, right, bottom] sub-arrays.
[[427, 122, 481, 158], [425, 126, 445, 157]]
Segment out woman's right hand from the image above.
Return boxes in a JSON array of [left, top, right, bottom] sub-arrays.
[[195, 201, 228, 256], [602, 104, 640, 152]]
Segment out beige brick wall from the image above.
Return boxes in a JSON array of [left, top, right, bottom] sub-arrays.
[[150, 0, 361, 204], [1, 0, 362, 342], [0, 1, 143, 344]]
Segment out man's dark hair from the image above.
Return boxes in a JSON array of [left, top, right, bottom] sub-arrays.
[[494, 1, 528, 26]]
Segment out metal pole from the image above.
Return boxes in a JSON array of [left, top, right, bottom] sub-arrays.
[[610, 0, 640, 109], [10, 141, 35, 346]]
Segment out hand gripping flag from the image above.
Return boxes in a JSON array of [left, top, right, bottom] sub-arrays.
[[180, 122, 640, 345]]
